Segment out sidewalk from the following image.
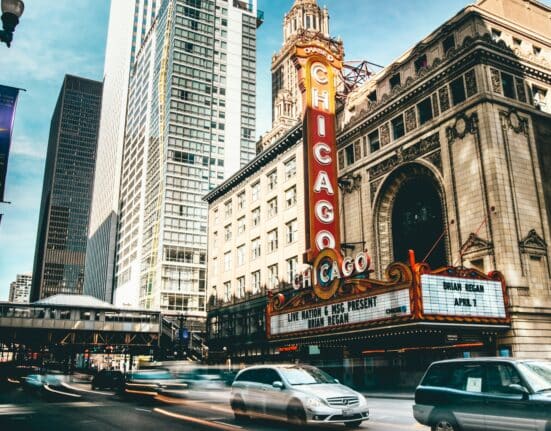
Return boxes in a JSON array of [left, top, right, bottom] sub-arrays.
[[363, 390, 414, 400]]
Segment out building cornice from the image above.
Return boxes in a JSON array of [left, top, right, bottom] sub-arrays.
[[203, 125, 303, 203], [338, 33, 551, 144]]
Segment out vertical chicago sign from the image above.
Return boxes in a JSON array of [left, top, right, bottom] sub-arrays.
[[294, 42, 343, 264]]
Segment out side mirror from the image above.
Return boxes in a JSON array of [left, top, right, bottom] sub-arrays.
[[508, 384, 529, 398], [334, 379, 340, 384], [272, 381, 284, 389]]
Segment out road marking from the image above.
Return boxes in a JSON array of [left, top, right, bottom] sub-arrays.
[[61, 382, 114, 396], [7, 378, 21, 384], [154, 408, 241, 431], [43, 384, 82, 398], [135, 408, 151, 413]]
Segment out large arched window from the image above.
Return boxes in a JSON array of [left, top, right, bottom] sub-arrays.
[[391, 175, 447, 268]]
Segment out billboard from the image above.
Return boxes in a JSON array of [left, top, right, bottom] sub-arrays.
[[0, 85, 20, 203]]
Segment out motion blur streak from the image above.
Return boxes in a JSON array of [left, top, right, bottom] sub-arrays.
[[153, 408, 242, 431], [43, 384, 82, 398], [60, 382, 113, 396]]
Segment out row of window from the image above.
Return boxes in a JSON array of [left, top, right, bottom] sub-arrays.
[[218, 220, 298, 271], [341, 69, 477, 167], [215, 256, 298, 302]]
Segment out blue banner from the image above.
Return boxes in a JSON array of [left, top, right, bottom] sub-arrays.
[[0, 85, 20, 203]]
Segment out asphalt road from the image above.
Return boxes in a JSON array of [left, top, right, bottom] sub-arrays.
[[0, 380, 429, 431]]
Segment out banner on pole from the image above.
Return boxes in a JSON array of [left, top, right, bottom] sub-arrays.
[[0, 85, 21, 203]]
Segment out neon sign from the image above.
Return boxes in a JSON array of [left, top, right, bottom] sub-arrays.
[[294, 43, 343, 263]]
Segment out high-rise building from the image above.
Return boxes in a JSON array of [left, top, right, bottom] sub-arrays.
[[9, 273, 31, 303], [31, 75, 103, 302], [112, 0, 261, 316], [85, 1, 160, 303]]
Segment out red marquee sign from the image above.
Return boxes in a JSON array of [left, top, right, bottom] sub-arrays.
[[294, 43, 343, 263]]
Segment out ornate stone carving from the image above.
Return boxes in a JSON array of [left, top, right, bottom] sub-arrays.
[[446, 112, 478, 144], [368, 132, 440, 181], [338, 150, 345, 170], [460, 233, 494, 256], [354, 139, 362, 160], [515, 77, 527, 103], [465, 69, 478, 97], [405, 107, 417, 133], [490, 68, 502, 94], [424, 150, 442, 172], [519, 229, 547, 255], [370, 177, 383, 199], [438, 86, 450, 112], [503, 109, 528, 136], [380, 122, 391, 146], [432, 93, 439, 117]]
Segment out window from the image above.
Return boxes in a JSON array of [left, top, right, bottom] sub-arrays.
[[501, 72, 516, 99], [368, 130, 380, 153], [267, 197, 278, 218], [251, 237, 261, 259], [284, 157, 296, 179], [237, 216, 246, 234], [267, 229, 278, 252], [486, 364, 523, 395], [237, 244, 245, 265], [367, 90, 377, 102], [414, 54, 428, 73], [491, 28, 501, 41], [286, 219, 298, 243], [391, 115, 405, 140], [389, 73, 401, 89], [224, 224, 232, 241], [224, 200, 232, 218], [224, 251, 232, 271], [287, 256, 298, 284], [285, 186, 297, 208], [223, 281, 231, 302], [344, 144, 355, 165], [442, 34, 455, 55], [267, 170, 277, 190], [450, 76, 466, 105], [251, 270, 261, 294], [251, 181, 260, 201], [268, 264, 279, 290], [237, 191, 245, 210], [252, 207, 260, 226], [417, 97, 433, 125], [237, 276, 245, 299]]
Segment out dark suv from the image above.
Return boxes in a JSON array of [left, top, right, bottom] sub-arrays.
[[91, 370, 124, 391], [413, 358, 551, 431]]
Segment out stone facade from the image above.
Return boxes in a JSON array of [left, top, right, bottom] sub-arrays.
[[337, 0, 551, 359]]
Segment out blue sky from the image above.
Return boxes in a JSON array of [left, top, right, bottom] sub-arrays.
[[0, 0, 544, 299]]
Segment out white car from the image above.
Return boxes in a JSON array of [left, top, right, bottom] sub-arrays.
[[230, 364, 369, 428]]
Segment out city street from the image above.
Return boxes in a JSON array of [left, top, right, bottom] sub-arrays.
[[0, 381, 428, 431]]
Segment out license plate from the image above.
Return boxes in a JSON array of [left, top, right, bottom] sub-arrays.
[[342, 409, 353, 417]]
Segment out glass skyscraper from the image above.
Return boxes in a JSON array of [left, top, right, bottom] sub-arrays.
[[110, 0, 260, 317], [31, 75, 103, 302]]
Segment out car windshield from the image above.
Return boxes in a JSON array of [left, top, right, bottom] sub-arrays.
[[279, 366, 336, 385], [517, 361, 551, 392]]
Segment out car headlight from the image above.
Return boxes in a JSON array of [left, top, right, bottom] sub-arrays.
[[358, 394, 368, 406], [306, 397, 323, 409]]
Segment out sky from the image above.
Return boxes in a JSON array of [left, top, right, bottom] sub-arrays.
[[0, 0, 546, 300]]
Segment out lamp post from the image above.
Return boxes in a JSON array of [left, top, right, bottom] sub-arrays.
[[0, 0, 24, 48]]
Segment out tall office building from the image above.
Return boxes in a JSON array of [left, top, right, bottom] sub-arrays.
[[9, 273, 32, 303], [85, 0, 160, 303], [31, 75, 103, 302], [113, 0, 260, 316]]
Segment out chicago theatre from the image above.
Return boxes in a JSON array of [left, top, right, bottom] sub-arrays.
[[204, 0, 551, 388]]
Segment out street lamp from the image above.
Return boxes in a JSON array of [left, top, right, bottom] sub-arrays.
[[0, 0, 25, 48]]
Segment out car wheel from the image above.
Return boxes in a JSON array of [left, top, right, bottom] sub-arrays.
[[345, 420, 363, 428], [287, 400, 306, 427], [431, 413, 460, 431], [231, 396, 249, 422], [91, 385, 97, 390]]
